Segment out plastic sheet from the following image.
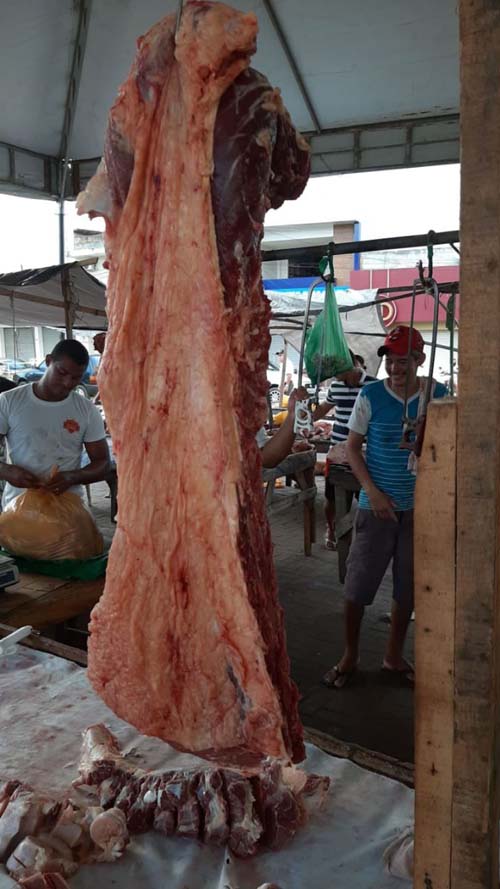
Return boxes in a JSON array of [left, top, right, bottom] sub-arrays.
[[0, 490, 103, 561], [0, 649, 414, 889]]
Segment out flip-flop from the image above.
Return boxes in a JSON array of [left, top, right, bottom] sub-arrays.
[[322, 664, 357, 689], [381, 662, 415, 687]]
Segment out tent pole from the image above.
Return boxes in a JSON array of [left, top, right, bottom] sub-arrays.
[[58, 193, 65, 266], [61, 267, 73, 338]]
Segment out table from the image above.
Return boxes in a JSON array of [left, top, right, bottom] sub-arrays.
[[0, 572, 104, 629], [0, 646, 415, 889], [263, 449, 317, 555], [327, 464, 361, 582]]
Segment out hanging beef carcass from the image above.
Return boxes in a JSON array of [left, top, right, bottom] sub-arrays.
[[77, 0, 310, 768]]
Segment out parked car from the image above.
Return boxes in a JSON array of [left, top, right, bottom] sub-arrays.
[[16, 354, 100, 398], [0, 358, 32, 380], [267, 360, 315, 409]]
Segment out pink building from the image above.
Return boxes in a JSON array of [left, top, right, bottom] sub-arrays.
[[350, 265, 460, 328]]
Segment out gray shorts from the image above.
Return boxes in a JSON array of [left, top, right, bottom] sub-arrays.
[[344, 508, 414, 610]]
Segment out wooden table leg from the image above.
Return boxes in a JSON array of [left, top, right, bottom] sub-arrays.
[[303, 499, 312, 557], [334, 485, 354, 583], [295, 468, 315, 557]]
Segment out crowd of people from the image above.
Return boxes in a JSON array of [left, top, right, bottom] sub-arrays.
[[0, 321, 445, 700]]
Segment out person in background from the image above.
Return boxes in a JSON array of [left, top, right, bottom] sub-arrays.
[[276, 349, 295, 397], [323, 325, 447, 689], [313, 351, 376, 549], [0, 339, 109, 507], [257, 386, 310, 468]]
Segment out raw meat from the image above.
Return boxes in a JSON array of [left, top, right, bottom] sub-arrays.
[[0, 775, 129, 886], [75, 724, 328, 858], [77, 0, 310, 767], [0, 788, 60, 861], [18, 875, 71, 889]]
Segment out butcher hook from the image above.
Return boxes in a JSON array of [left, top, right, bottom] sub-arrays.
[[417, 230, 435, 291], [175, 0, 185, 34]]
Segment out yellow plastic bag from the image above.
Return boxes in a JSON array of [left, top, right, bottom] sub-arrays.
[[0, 489, 104, 561]]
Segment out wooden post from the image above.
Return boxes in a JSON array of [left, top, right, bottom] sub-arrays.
[[414, 399, 457, 889], [450, 3, 500, 886]]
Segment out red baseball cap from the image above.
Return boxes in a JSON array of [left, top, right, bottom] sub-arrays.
[[377, 325, 425, 357]]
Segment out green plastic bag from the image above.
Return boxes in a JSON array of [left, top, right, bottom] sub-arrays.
[[304, 275, 353, 385]]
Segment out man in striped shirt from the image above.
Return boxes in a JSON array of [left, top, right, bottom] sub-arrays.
[[313, 352, 376, 548], [326, 353, 376, 445], [323, 325, 447, 689]]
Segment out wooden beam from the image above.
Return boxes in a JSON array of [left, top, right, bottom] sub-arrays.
[[452, 3, 500, 886], [304, 726, 414, 788], [414, 399, 457, 889]]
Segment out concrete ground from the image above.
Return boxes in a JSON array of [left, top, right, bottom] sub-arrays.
[[88, 477, 414, 765]]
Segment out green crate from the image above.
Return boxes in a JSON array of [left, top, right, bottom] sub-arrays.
[[0, 548, 108, 581]]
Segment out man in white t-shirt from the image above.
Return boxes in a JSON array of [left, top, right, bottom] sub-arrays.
[[0, 339, 110, 508]]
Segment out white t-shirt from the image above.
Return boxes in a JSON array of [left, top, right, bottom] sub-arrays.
[[0, 384, 106, 507]]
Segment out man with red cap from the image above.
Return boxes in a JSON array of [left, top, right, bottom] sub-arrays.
[[323, 324, 447, 689]]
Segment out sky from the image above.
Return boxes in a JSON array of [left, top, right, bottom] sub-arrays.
[[0, 163, 460, 274]]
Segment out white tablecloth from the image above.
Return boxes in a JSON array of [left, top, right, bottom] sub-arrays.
[[0, 648, 414, 889]]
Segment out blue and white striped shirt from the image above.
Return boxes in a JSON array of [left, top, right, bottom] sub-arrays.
[[326, 370, 376, 444], [348, 379, 447, 511]]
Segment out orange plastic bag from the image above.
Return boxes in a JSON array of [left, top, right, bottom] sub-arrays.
[[0, 489, 104, 561]]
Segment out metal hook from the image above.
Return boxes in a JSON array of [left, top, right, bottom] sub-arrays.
[[175, 0, 184, 35], [320, 242, 335, 282], [417, 230, 435, 290]]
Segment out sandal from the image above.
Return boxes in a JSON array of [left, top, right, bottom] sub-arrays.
[[322, 664, 357, 689], [381, 661, 415, 687], [324, 534, 337, 551]]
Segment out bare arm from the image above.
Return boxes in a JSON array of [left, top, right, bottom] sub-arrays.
[[346, 430, 396, 521], [261, 386, 309, 469], [261, 412, 296, 469], [311, 401, 334, 422], [43, 439, 111, 495], [0, 435, 41, 489]]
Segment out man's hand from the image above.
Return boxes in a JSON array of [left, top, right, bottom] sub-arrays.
[[1, 464, 40, 490], [337, 368, 362, 388], [42, 471, 76, 496], [367, 486, 397, 521], [287, 386, 310, 418], [292, 439, 313, 453]]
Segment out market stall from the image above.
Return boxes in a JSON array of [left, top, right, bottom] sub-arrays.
[[0, 1, 498, 888]]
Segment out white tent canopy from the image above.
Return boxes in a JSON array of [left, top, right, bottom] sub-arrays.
[[0, 0, 459, 199], [0, 263, 107, 330]]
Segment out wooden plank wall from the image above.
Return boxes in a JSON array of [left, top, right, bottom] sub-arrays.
[[453, 2, 500, 886], [414, 399, 457, 889]]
